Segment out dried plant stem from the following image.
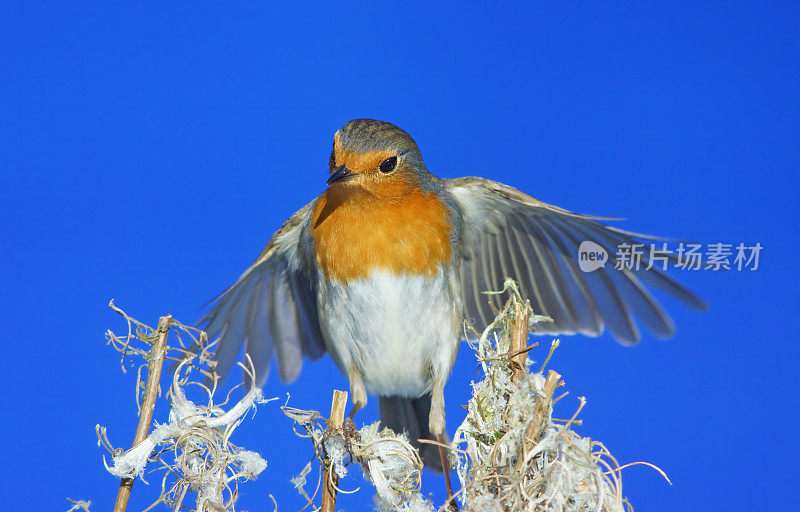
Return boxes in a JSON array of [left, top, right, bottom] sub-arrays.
[[520, 369, 561, 467], [113, 315, 172, 512], [510, 299, 531, 379], [321, 390, 348, 512]]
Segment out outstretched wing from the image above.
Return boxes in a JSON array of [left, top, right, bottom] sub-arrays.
[[446, 177, 706, 344], [199, 200, 326, 387]]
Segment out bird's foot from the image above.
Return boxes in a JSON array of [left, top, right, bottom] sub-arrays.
[[430, 378, 457, 510], [437, 433, 458, 512], [347, 366, 367, 420]]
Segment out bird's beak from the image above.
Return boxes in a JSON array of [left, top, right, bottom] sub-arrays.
[[326, 165, 355, 185]]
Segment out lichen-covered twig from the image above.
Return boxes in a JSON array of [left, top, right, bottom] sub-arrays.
[[321, 390, 348, 512], [97, 305, 272, 512], [452, 278, 667, 511], [113, 314, 172, 512], [65, 498, 92, 512], [283, 397, 432, 512]]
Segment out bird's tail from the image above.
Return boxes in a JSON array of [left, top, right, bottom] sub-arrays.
[[378, 393, 449, 472]]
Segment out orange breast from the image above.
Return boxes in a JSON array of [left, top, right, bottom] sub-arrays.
[[311, 184, 453, 281]]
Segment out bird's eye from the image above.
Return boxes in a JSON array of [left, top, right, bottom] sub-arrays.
[[379, 156, 398, 174]]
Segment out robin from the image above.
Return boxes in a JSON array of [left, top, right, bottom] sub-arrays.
[[200, 119, 705, 493]]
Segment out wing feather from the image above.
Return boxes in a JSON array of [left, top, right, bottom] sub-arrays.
[[504, 217, 555, 320], [267, 265, 304, 384], [447, 177, 705, 344], [546, 216, 640, 343], [565, 219, 675, 339], [534, 217, 604, 336], [519, 216, 581, 331], [477, 235, 501, 320], [211, 264, 266, 379], [199, 200, 325, 386], [244, 277, 273, 387]]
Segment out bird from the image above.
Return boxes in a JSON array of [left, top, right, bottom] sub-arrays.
[[199, 118, 706, 484]]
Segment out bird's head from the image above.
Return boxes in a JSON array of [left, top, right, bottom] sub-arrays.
[[326, 119, 429, 196]]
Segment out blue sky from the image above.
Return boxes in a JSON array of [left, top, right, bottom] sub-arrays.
[[2, 2, 797, 511]]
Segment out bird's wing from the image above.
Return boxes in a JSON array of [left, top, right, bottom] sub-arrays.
[[445, 177, 706, 344], [199, 200, 325, 387]]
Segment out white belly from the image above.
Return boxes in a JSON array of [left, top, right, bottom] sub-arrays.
[[317, 267, 461, 397]]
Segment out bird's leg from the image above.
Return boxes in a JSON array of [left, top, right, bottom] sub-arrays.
[[430, 378, 458, 512], [347, 366, 367, 420]]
